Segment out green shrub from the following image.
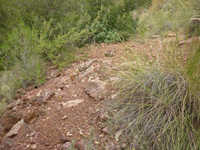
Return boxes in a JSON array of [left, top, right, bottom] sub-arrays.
[[91, 4, 137, 44]]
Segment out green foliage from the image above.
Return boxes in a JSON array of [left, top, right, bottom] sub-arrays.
[[138, 0, 199, 36], [0, 0, 148, 115], [91, 4, 137, 44]]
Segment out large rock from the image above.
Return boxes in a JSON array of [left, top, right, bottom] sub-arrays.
[[0, 112, 21, 131], [3, 119, 24, 139], [85, 78, 107, 100]]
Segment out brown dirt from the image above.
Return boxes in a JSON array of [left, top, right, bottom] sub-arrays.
[[0, 35, 198, 150]]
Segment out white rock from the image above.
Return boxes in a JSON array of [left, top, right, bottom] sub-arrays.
[[62, 99, 84, 108]]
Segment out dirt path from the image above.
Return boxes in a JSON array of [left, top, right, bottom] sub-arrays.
[[0, 38, 168, 150]]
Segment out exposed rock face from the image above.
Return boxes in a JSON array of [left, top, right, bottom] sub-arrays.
[[85, 78, 107, 100]]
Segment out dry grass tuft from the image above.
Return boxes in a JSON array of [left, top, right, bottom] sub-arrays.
[[107, 69, 200, 150]]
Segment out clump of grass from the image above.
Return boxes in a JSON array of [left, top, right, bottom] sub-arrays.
[[138, 0, 199, 36], [107, 68, 200, 150]]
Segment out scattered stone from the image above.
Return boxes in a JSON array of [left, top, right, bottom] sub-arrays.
[[7, 99, 23, 109], [12, 106, 20, 112], [121, 142, 127, 149], [85, 78, 107, 100], [44, 142, 50, 146], [79, 59, 98, 71], [62, 115, 68, 120], [30, 144, 37, 150], [30, 96, 43, 106], [109, 77, 119, 83], [36, 90, 43, 97], [115, 130, 123, 142], [16, 123, 33, 143], [75, 141, 85, 150], [30, 132, 36, 137], [4, 119, 24, 139], [24, 108, 40, 123], [61, 142, 71, 150], [43, 90, 55, 101], [105, 50, 116, 57], [111, 94, 118, 101], [61, 99, 84, 108], [79, 66, 95, 78], [26, 144, 30, 149], [105, 141, 116, 150], [11, 143, 26, 150], [60, 136, 70, 143], [102, 127, 110, 135]]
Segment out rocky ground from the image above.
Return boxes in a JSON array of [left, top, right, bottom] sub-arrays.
[[0, 36, 188, 150]]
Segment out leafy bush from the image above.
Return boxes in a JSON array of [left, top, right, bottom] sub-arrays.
[[91, 4, 137, 44]]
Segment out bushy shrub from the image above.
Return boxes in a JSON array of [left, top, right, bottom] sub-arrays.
[[91, 4, 137, 44]]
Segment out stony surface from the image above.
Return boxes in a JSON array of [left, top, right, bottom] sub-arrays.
[[4, 119, 24, 139], [0, 41, 144, 149], [85, 77, 107, 100]]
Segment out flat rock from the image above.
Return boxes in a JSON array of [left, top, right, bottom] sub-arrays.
[[61, 99, 84, 108], [7, 99, 23, 109], [79, 66, 94, 78], [85, 78, 107, 100], [4, 119, 24, 139], [79, 59, 98, 71]]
